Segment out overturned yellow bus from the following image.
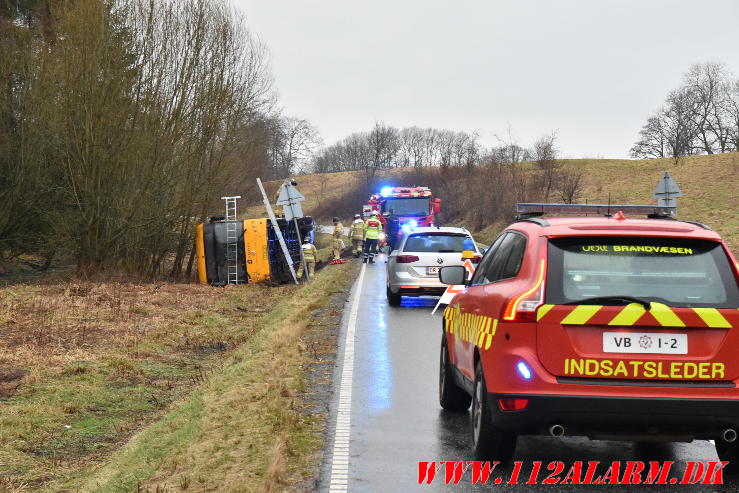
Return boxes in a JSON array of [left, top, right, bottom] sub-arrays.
[[195, 216, 313, 285]]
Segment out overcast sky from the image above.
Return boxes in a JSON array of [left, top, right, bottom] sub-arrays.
[[233, 0, 739, 159]]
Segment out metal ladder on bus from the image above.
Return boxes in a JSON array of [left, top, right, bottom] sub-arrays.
[[221, 196, 241, 284]]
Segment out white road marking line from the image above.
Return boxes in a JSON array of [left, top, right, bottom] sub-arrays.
[[329, 263, 366, 492]]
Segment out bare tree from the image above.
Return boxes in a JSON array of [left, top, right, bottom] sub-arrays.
[[364, 122, 399, 188], [726, 80, 739, 152], [663, 88, 698, 164], [630, 114, 667, 158], [557, 169, 584, 204], [632, 61, 738, 159], [267, 116, 321, 177], [533, 133, 559, 201], [683, 62, 732, 154]]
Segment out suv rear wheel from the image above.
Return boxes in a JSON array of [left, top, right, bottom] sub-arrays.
[[439, 334, 471, 411], [386, 287, 401, 306], [471, 363, 516, 462]]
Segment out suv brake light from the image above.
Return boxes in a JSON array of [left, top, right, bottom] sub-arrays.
[[396, 255, 420, 263], [471, 255, 482, 264], [502, 259, 546, 322]]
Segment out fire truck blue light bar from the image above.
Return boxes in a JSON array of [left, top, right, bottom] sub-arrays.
[[516, 203, 677, 217]]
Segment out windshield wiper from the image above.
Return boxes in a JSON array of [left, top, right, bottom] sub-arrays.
[[566, 296, 652, 310]]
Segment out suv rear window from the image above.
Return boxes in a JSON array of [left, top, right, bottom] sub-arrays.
[[403, 233, 470, 253], [546, 237, 739, 308]]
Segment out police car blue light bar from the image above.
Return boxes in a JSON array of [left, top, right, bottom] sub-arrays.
[[516, 203, 677, 217]]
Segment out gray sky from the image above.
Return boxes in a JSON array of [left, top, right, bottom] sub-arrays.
[[233, 0, 739, 159]]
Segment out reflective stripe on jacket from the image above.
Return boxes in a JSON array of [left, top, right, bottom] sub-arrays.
[[364, 218, 383, 240], [349, 220, 365, 240], [301, 244, 317, 262], [333, 222, 344, 238]]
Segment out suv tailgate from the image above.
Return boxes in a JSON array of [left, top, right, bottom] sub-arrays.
[[537, 236, 739, 382]]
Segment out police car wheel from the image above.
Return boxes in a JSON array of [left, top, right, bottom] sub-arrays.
[[471, 363, 516, 462], [386, 287, 401, 307], [439, 334, 471, 412]]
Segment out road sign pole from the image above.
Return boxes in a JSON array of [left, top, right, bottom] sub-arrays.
[[285, 184, 311, 283], [257, 178, 298, 284]]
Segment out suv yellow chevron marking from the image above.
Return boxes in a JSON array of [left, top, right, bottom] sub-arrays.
[[444, 305, 497, 350]]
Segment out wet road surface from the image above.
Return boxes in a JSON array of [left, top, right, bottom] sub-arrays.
[[320, 258, 735, 491]]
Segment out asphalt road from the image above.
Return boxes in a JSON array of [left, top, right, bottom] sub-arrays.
[[320, 257, 735, 492]]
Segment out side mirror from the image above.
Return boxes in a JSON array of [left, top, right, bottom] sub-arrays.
[[439, 265, 467, 285]]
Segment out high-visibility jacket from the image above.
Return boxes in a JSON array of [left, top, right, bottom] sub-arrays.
[[301, 243, 317, 263], [364, 217, 383, 240], [349, 219, 365, 240], [333, 222, 344, 239]]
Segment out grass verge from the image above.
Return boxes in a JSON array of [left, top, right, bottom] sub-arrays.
[[69, 261, 355, 492], [0, 260, 356, 492]]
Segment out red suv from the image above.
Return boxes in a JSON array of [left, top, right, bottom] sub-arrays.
[[438, 204, 739, 462]]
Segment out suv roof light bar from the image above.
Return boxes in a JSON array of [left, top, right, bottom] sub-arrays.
[[515, 203, 676, 218]]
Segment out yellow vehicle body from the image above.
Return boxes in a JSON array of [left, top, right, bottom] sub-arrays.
[[195, 216, 312, 285], [243, 219, 270, 282], [195, 223, 208, 284]]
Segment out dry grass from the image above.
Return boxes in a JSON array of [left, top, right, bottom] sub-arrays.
[[0, 278, 294, 490], [22, 260, 358, 492], [563, 152, 738, 251], [262, 434, 289, 493], [1, 282, 219, 369]]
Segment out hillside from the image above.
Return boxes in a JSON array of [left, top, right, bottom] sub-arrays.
[[245, 153, 738, 251]]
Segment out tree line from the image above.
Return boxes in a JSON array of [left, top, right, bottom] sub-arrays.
[[0, 0, 316, 277], [631, 62, 739, 160], [311, 128, 584, 233], [309, 123, 582, 200]]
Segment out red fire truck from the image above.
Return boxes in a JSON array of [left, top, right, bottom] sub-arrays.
[[364, 186, 442, 249]]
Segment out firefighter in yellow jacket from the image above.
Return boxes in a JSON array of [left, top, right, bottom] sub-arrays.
[[363, 211, 383, 264], [348, 214, 365, 258], [332, 217, 344, 260], [297, 236, 317, 281]]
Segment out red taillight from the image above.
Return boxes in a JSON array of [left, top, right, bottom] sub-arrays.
[[471, 255, 482, 264], [396, 255, 420, 263], [502, 259, 546, 322], [498, 398, 529, 411]]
